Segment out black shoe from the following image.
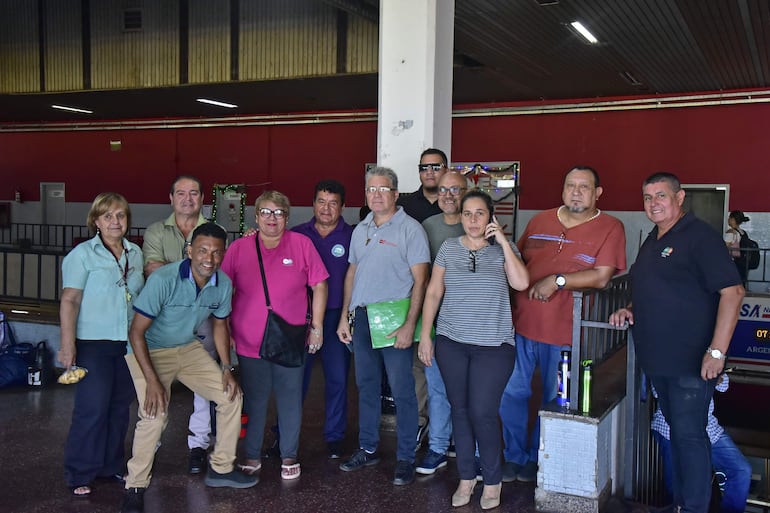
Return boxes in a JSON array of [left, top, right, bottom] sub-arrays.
[[121, 487, 145, 513], [339, 449, 381, 472], [188, 447, 207, 474], [393, 460, 415, 486], [262, 438, 281, 459], [204, 467, 259, 489], [328, 440, 343, 459]]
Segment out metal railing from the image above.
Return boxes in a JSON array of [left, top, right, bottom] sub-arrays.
[[568, 275, 667, 508], [0, 222, 242, 254], [0, 246, 64, 302]]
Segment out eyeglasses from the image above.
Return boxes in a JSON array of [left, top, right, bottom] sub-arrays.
[[259, 207, 287, 219], [438, 186, 467, 195], [418, 163, 445, 173], [365, 186, 394, 194], [469, 250, 477, 273], [557, 232, 566, 253]]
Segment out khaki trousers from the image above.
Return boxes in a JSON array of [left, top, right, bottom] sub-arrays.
[[124, 342, 242, 488]]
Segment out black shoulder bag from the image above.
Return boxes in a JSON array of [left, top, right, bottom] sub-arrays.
[[255, 237, 309, 367]]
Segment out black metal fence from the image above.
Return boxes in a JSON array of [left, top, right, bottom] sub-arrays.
[[568, 276, 666, 508], [0, 222, 242, 254], [0, 247, 64, 302]]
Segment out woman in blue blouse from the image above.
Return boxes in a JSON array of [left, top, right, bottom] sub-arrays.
[[59, 192, 144, 497]]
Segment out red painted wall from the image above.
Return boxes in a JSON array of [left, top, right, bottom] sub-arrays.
[[2, 100, 769, 211]]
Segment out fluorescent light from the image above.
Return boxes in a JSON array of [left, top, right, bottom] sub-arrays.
[[570, 21, 598, 44], [196, 98, 238, 109], [496, 179, 517, 188], [11, 309, 29, 314], [51, 104, 93, 114]]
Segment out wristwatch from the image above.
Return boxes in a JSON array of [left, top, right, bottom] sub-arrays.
[[706, 347, 726, 361], [555, 274, 567, 289], [221, 363, 237, 373]]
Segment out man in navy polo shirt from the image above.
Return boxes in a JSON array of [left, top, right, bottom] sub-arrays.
[[292, 179, 354, 459], [610, 172, 744, 513]]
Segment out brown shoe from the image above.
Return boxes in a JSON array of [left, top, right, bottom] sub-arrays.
[[452, 479, 475, 507], [480, 483, 501, 510]]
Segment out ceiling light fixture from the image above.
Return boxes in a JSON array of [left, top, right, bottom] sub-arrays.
[[51, 104, 93, 114], [196, 98, 238, 109], [570, 21, 598, 44]]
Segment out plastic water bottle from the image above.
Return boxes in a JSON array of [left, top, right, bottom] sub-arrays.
[[557, 350, 570, 407], [581, 360, 593, 413]]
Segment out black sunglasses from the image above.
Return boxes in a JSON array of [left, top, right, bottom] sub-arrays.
[[418, 163, 445, 172]]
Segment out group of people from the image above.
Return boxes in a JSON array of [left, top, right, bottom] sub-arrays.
[[58, 150, 749, 513]]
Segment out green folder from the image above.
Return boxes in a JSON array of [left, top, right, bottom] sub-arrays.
[[366, 298, 433, 349]]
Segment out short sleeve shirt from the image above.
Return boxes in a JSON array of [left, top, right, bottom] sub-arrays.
[[292, 218, 353, 309], [422, 214, 465, 262], [220, 231, 329, 359], [62, 235, 145, 341], [435, 237, 519, 346], [397, 187, 442, 223], [132, 259, 232, 350], [142, 213, 208, 266], [513, 208, 627, 346], [348, 207, 430, 309], [631, 212, 741, 377]]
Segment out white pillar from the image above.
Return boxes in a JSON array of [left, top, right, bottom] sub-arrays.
[[377, 0, 454, 193]]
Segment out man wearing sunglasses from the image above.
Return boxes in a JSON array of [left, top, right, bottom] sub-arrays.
[[397, 148, 448, 223], [142, 175, 214, 475], [414, 171, 470, 475], [498, 166, 626, 483], [396, 147, 449, 453]]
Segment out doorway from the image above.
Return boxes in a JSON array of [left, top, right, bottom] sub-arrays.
[[681, 184, 728, 235]]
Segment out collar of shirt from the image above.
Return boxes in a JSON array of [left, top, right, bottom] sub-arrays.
[[178, 258, 218, 288]]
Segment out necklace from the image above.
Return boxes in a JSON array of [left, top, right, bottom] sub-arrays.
[[557, 205, 601, 227]]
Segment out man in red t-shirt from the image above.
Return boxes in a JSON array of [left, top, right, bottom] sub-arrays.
[[499, 166, 627, 482]]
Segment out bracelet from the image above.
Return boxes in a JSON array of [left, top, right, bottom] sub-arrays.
[[221, 363, 236, 373], [310, 327, 322, 337]]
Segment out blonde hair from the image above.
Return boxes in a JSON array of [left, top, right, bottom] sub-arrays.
[[86, 192, 131, 234], [254, 190, 291, 217]]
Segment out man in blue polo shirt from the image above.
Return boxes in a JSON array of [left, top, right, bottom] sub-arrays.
[[610, 172, 744, 513], [292, 179, 354, 459], [121, 223, 256, 513]]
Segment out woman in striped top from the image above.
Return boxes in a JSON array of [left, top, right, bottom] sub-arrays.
[[419, 189, 529, 510]]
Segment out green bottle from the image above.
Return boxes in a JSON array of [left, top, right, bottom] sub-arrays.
[[581, 360, 593, 413]]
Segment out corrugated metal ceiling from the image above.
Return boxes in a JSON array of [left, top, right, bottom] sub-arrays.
[[1, 0, 768, 122]]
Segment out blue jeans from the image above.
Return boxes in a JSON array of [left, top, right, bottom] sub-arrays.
[[650, 375, 716, 513], [653, 430, 751, 513], [499, 333, 561, 464], [424, 347, 452, 454], [352, 307, 418, 463], [302, 308, 351, 443]]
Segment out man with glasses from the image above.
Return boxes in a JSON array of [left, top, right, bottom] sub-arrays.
[[291, 180, 354, 459], [414, 171, 469, 475], [337, 167, 430, 486], [142, 175, 212, 475], [498, 166, 626, 483], [397, 147, 449, 451], [398, 148, 448, 223]]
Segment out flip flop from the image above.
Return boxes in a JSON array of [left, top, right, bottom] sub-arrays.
[[70, 485, 92, 498], [281, 462, 301, 480], [238, 460, 262, 475]]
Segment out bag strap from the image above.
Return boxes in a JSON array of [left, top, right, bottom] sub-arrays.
[[255, 235, 312, 322], [255, 236, 273, 310]]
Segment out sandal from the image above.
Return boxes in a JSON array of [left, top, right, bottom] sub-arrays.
[[238, 459, 262, 476], [70, 485, 92, 498], [281, 462, 301, 480]]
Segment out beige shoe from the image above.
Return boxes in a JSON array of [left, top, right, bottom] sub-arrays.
[[480, 483, 502, 510], [451, 479, 475, 507]]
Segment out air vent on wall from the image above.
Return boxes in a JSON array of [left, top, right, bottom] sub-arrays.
[[123, 9, 143, 31]]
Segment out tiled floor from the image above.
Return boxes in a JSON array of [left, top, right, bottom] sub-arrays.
[[0, 362, 544, 513]]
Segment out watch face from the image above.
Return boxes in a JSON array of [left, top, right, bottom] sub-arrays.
[[710, 349, 723, 359], [556, 275, 566, 286]]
